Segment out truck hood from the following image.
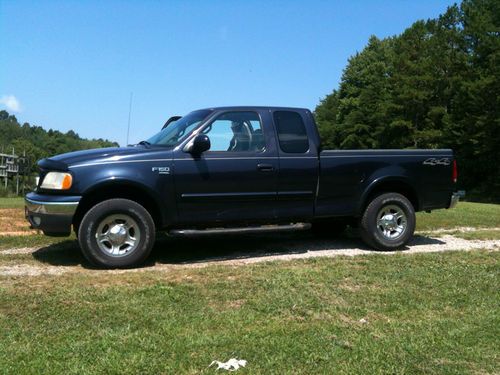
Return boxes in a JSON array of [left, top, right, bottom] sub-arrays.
[[39, 146, 164, 169]]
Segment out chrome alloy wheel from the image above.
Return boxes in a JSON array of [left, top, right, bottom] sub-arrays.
[[95, 214, 141, 257], [376, 204, 407, 240]]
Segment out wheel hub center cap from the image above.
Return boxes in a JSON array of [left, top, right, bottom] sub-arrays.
[[381, 214, 397, 230], [108, 225, 127, 245]]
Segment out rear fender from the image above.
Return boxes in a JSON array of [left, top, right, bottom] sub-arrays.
[[358, 174, 419, 215]]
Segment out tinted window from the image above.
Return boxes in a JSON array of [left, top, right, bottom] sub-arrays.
[[147, 110, 212, 146], [273, 111, 309, 153], [202, 111, 265, 152]]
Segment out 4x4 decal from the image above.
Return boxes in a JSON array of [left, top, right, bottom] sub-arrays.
[[423, 158, 451, 166]]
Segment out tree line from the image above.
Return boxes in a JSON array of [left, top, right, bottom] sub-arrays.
[[0, 110, 117, 174], [315, 0, 499, 202]]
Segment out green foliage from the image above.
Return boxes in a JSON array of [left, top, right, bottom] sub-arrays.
[[0, 110, 118, 173], [315, 0, 500, 202]]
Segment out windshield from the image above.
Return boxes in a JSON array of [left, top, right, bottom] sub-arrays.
[[146, 109, 213, 146]]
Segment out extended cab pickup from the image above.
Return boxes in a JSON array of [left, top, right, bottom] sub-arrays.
[[25, 107, 460, 268]]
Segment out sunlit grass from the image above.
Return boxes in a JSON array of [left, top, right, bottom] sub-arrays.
[[0, 251, 498, 374]]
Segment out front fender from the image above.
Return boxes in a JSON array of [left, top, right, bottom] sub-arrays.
[[70, 161, 174, 226]]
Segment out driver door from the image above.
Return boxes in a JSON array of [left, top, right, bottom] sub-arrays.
[[173, 110, 279, 226]]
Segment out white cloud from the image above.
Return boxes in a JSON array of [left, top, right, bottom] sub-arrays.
[[0, 95, 22, 112]]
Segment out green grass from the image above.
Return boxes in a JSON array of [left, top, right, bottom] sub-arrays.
[[0, 234, 71, 251], [0, 251, 498, 374], [416, 202, 500, 231], [0, 197, 24, 209], [0, 199, 498, 373], [451, 229, 500, 240]]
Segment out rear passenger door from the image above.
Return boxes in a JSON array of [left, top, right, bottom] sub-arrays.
[[273, 110, 319, 220]]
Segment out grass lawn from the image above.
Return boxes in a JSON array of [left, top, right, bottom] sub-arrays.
[[416, 202, 500, 231], [0, 198, 499, 373], [0, 197, 24, 209], [0, 251, 498, 374]]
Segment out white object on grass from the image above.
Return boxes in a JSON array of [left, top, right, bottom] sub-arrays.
[[209, 358, 247, 371]]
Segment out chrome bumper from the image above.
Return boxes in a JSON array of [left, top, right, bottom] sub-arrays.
[[25, 193, 81, 236], [448, 191, 465, 209], [25, 197, 79, 216]]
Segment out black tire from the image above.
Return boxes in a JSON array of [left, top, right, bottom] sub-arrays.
[[78, 199, 156, 268], [311, 219, 348, 237], [360, 193, 415, 251]]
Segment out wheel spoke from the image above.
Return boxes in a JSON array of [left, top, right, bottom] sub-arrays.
[[98, 236, 110, 244], [112, 245, 120, 255]]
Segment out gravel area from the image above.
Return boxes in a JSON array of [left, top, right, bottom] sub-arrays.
[[0, 232, 498, 276], [0, 264, 68, 276], [418, 226, 500, 234]]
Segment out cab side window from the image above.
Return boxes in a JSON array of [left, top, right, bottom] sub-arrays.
[[202, 111, 265, 152], [273, 111, 309, 153]]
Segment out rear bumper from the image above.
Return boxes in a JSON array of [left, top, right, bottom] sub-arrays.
[[448, 191, 465, 209], [25, 192, 81, 236]]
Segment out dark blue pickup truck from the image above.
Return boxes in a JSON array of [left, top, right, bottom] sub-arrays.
[[25, 106, 460, 268]]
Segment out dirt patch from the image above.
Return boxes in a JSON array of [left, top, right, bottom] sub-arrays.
[[0, 208, 32, 234], [0, 231, 39, 237], [0, 247, 39, 255]]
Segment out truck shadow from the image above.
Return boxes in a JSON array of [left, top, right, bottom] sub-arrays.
[[31, 231, 445, 268]]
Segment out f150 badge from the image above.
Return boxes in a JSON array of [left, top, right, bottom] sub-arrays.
[[152, 167, 170, 175], [423, 158, 451, 166]]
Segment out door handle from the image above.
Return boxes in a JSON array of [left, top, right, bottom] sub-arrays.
[[257, 163, 274, 172]]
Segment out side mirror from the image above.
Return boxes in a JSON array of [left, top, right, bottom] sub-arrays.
[[185, 134, 210, 155]]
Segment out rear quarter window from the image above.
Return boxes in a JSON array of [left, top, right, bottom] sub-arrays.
[[273, 111, 309, 153]]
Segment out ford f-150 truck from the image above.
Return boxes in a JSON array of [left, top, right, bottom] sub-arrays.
[[25, 107, 460, 268]]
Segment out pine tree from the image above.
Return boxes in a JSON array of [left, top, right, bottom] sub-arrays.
[[314, 0, 500, 201]]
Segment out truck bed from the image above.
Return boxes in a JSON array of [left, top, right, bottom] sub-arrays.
[[316, 149, 455, 217]]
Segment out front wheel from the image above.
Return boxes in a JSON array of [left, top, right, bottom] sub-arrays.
[[78, 199, 156, 268], [360, 193, 415, 251]]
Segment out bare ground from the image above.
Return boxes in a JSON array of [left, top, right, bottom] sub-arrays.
[[0, 230, 498, 277], [0, 208, 37, 235]]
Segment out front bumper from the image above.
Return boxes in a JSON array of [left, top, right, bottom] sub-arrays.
[[448, 191, 465, 209], [25, 192, 81, 236]]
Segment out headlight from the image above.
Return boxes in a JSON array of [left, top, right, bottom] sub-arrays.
[[40, 172, 73, 190]]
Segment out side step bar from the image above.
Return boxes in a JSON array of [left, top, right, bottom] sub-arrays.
[[168, 223, 311, 237]]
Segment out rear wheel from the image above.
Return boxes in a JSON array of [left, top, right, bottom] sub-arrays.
[[78, 199, 155, 268], [360, 193, 415, 251]]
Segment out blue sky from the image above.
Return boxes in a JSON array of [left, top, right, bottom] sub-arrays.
[[1, 0, 457, 146]]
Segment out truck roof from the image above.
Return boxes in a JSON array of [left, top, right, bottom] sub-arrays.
[[198, 106, 311, 112]]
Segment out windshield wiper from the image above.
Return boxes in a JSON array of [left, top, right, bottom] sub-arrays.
[[137, 140, 151, 147]]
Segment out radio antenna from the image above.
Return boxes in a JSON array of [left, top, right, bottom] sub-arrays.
[[126, 92, 133, 145]]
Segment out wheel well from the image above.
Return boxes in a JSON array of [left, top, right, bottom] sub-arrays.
[[363, 181, 419, 213], [73, 184, 163, 232]]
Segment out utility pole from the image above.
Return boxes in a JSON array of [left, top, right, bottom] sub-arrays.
[[126, 92, 133, 146]]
